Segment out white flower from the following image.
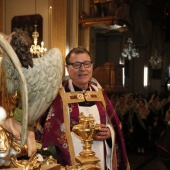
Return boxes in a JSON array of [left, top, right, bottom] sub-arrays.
[[60, 123, 65, 132], [46, 107, 55, 121]]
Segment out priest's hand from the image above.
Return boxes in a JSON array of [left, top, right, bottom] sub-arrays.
[[93, 124, 111, 141]]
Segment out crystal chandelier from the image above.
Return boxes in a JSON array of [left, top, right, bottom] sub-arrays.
[[30, 24, 47, 58], [149, 50, 162, 69], [121, 38, 139, 60]]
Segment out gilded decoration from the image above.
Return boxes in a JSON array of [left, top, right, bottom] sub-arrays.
[[79, 0, 130, 31], [59, 88, 106, 108]]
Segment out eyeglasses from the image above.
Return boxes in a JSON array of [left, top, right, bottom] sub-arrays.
[[67, 61, 93, 69]]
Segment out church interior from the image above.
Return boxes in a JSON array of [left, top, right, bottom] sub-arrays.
[[0, 0, 170, 169]]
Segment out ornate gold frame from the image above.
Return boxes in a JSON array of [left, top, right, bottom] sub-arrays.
[[11, 14, 43, 44], [79, 16, 128, 29], [79, 0, 130, 30]]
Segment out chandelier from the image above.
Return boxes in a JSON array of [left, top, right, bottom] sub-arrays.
[[30, 24, 47, 58], [121, 38, 139, 60], [149, 50, 162, 69]]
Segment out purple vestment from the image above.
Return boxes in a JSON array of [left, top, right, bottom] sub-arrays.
[[41, 80, 129, 170]]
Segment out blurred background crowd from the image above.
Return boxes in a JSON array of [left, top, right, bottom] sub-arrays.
[[110, 92, 170, 154]]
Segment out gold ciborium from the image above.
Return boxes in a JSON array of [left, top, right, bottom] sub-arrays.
[[72, 112, 101, 170]]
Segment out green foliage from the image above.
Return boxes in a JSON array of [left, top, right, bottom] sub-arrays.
[[38, 142, 57, 160]]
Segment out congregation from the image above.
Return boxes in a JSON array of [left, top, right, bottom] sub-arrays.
[[110, 92, 170, 155]]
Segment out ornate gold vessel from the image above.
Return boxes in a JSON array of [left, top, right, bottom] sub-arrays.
[[71, 113, 102, 170]]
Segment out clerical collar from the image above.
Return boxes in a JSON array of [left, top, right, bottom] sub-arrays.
[[72, 83, 95, 107], [72, 83, 90, 92]]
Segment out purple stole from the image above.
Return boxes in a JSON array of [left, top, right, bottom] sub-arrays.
[[102, 92, 129, 170], [41, 82, 129, 170]]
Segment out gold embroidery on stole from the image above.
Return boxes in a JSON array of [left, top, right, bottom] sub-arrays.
[[59, 87, 106, 165]]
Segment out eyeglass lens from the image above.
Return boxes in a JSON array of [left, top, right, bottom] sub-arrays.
[[72, 61, 93, 68]]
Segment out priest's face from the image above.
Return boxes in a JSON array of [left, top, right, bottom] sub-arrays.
[[67, 52, 93, 90]]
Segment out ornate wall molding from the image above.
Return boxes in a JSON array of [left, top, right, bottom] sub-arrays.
[[0, 0, 3, 32]]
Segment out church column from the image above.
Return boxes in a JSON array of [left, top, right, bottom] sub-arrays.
[[51, 0, 67, 60], [79, 0, 90, 50], [50, 0, 79, 61], [0, 0, 3, 32], [67, 0, 79, 50]]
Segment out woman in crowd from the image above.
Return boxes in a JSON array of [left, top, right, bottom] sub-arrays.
[[125, 93, 137, 149], [115, 94, 129, 144], [148, 94, 165, 141], [133, 99, 150, 154]]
